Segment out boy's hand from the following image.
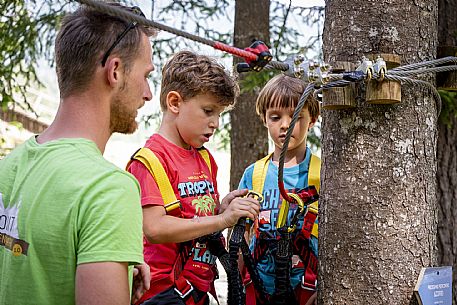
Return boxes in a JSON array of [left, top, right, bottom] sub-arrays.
[[131, 263, 150, 304], [219, 189, 248, 214], [219, 189, 261, 228]]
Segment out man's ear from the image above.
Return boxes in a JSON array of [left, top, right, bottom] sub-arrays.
[[105, 57, 123, 87], [166, 91, 183, 114]]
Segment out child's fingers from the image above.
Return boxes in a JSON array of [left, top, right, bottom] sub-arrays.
[[229, 189, 249, 198], [236, 199, 260, 219]]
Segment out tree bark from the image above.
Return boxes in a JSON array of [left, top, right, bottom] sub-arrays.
[[437, 0, 457, 303], [436, 116, 457, 305], [320, 1, 438, 304], [230, 0, 269, 191]]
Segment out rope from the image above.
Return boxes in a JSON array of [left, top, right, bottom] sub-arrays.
[[390, 56, 457, 72], [73, 3, 457, 305], [389, 65, 457, 77], [277, 83, 315, 203], [264, 62, 291, 71], [385, 74, 442, 114], [76, 0, 288, 70], [278, 59, 454, 202]]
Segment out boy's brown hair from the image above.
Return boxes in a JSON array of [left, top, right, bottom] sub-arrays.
[[55, 3, 156, 98], [256, 74, 320, 123], [160, 50, 239, 111]]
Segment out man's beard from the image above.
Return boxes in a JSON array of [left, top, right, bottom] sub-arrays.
[[110, 86, 138, 134]]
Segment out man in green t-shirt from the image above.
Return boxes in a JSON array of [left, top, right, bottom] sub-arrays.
[[0, 3, 156, 305]]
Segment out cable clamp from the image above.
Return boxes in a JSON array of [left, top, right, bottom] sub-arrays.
[[356, 56, 374, 81], [372, 56, 387, 81]]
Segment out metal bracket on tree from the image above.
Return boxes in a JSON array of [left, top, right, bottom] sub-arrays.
[[282, 55, 332, 86]]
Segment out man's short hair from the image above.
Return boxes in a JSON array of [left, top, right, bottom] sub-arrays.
[[159, 50, 239, 111], [256, 74, 320, 123], [55, 3, 156, 98]]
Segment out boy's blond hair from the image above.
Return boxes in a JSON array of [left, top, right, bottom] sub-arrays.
[[256, 74, 320, 123], [160, 50, 239, 111]]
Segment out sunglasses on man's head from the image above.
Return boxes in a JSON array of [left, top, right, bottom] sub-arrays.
[[101, 6, 146, 67]]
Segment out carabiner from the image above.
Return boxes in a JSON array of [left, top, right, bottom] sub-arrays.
[[245, 190, 264, 203], [276, 193, 304, 233]]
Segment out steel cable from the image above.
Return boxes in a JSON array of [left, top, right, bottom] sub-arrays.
[[390, 56, 457, 72], [76, 0, 289, 71], [277, 83, 315, 203], [389, 65, 457, 76]]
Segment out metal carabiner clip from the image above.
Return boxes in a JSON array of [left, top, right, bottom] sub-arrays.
[[276, 193, 305, 233], [245, 190, 264, 203]]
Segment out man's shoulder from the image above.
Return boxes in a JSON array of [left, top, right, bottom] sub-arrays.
[[85, 159, 139, 189], [49, 140, 139, 188], [0, 137, 32, 161]]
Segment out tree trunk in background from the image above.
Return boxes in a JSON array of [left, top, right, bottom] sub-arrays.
[[320, 1, 438, 304], [437, 0, 457, 303], [230, 0, 269, 190]]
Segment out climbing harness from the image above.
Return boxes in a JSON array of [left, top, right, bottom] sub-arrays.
[[242, 152, 320, 305], [76, 1, 457, 302], [269, 186, 319, 305], [128, 147, 212, 215], [225, 153, 320, 305], [223, 153, 320, 305], [227, 191, 265, 305], [128, 147, 221, 305]]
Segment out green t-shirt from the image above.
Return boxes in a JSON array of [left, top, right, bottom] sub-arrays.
[[0, 137, 143, 305]]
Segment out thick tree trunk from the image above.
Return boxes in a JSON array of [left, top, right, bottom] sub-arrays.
[[320, 1, 438, 304], [437, 0, 457, 303], [230, 0, 269, 190], [436, 116, 457, 305]]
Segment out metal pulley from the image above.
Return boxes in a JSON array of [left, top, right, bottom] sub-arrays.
[[283, 55, 332, 86]]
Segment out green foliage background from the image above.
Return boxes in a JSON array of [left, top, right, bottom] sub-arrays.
[[0, 0, 324, 153], [439, 89, 457, 126], [0, 0, 71, 110]]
